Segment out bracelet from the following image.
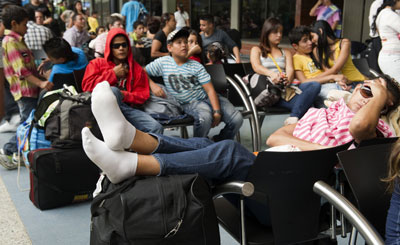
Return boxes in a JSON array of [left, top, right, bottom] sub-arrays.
[[213, 109, 221, 115]]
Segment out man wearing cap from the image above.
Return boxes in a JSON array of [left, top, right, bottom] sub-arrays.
[[145, 29, 243, 141]]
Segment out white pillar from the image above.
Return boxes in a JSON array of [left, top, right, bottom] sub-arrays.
[[162, 0, 176, 13], [231, 0, 240, 30]]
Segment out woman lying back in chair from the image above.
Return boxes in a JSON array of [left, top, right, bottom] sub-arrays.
[[81, 75, 399, 225]]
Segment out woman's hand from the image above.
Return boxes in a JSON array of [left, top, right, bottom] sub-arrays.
[[269, 72, 281, 84]]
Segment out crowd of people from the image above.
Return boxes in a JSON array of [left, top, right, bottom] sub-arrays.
[[1, 0, 400, 243]]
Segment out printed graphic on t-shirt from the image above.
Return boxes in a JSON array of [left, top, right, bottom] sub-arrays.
[[307, 61, 318, 74], [167, 74, 201, 92]]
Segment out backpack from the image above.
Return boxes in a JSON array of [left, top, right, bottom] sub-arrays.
[[90, 174, 221, 245], [249, 73, 282, 108], [34, 86, 102, 148], [16, 109, 51, 167]]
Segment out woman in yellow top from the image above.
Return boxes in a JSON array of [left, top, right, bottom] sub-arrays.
[[310, 20, 366, 91]]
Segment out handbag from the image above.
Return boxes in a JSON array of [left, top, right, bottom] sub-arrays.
[[90, 174, 220, 245]]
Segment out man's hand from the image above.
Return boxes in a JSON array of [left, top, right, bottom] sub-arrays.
[[39, 81, 54, 91], [113, 63, 128, 79], [150, 82, 166, 98], [212, 112, 222, 127], [365, 78, 389, 103]]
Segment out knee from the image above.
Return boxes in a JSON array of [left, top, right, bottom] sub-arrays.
[[196, 111, 213, 127]]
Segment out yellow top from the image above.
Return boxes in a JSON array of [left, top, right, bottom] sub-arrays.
[[328, 41, 365, 82], [88, 16, 99, 33], [293, 53, 323, 78]]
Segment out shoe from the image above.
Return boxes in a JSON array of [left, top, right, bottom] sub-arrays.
[[0, 114, 21, 133], [0, 149, 17, 170], [284, 117, 299, 125], [12, 152, 25, 167]]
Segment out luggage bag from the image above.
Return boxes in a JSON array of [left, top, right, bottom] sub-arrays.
[[28, 147, 100, 210]]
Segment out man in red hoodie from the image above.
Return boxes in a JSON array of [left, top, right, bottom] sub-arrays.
[[82, 28, 163, 134]]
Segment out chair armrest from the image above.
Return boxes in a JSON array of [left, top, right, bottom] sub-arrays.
[[212, 181, 254, 199], [313, 181, 384, 245]]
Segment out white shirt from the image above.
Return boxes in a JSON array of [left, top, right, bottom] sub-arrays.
[[376, 8, 400, 52], [369, 0, 383, 37], [174, 11, 189, 28]]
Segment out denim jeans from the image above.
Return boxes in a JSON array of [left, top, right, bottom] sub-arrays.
[[111, 87, 164, 134], [3, 97, 37, 155], [3, 80, 19, 121], [276, 82, 321, 118], [150, 133, 255, 185], [386, 182, 400, 244], [181, 95, 243, 140]]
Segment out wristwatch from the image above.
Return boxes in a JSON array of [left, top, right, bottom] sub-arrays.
[[213, 109, 222, 115]]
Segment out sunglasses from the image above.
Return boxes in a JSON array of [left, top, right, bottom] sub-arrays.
[[111, 42, 128, 49], [360, 85, 373, 98]]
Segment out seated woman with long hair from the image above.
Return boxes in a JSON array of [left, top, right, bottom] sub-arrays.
[[310, 20, 366, 101], [250, 18, 321, 125]]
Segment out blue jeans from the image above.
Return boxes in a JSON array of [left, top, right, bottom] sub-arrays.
[[111, 87, 164, 134], [150, 134, 255, 184], [3, 97, 37, 155], [181, 95, 243, 140], [276, 82, 321, 118], [386, 182, 400, 244]]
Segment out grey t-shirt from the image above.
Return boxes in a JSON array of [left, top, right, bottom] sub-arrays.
[[200, 28, 237, 51]]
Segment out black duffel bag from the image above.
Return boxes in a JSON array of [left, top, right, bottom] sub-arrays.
[[90, 174, 220, 245]]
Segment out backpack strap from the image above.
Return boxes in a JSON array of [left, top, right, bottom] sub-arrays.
[[34, 93, 61, 122]]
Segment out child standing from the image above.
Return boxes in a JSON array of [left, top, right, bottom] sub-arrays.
[[0, 5, 53, 170]]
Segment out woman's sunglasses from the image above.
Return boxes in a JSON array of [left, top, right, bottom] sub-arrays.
[[360, 85, 373, 98], [111, 42, 128, 49]]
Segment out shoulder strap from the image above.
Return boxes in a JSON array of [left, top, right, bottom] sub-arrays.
[[34, 93, 61, 122], [267, 53, 283, 73]]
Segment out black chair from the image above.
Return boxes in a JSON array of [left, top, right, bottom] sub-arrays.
[[313, 181, 385, 245], [73, 68, 86, 93], [52, 72, 77, 90], [223, 63, 291, 151], [337, 138, 398, 238], [205, 64, 260, 151], [215, 141, 353, 244], [352, 58, 374, 78]]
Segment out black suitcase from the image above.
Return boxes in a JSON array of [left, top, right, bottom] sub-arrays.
[[28, 147, 100, 210]]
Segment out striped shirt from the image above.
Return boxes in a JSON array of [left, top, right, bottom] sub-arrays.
[[293, 98, 393, 146], [2, 30, 39, 101], [145, 56, 210, 104]]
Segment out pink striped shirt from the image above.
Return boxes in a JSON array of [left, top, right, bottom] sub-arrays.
[[2, 30, 39, 101], [293, 99, 393, 146]]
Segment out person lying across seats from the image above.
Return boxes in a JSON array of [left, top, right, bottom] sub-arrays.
[[83, 73, 399, 184], [81, 74, 399, 226], [81, 28, 164, 134]]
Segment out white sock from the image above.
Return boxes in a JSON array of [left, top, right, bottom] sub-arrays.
[[91, 81, 136, 150], [82, 127, 138, 184]]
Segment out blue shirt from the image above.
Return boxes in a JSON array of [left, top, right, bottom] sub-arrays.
[[121, 0, 148, 33], [49, 47, 88, 82], [145, 56, 210, 104]]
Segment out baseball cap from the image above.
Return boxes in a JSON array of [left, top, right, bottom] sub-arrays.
[[167, 29, 189, 44]]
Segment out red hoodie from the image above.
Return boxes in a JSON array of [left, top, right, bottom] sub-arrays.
[[81, 28, 149, 105]]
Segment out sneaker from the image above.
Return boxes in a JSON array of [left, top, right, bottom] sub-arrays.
[[12, 153, 25, 167], [0, 149, 17, 170], [284, 116, 299, 126], [0, 114, 21, 133]]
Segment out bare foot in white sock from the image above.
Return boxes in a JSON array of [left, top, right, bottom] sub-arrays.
[[82, 127, 138, 184], [91, 81, 135, 150]]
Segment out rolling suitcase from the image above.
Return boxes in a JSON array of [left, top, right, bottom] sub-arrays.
[[28, 147, 100, 210]]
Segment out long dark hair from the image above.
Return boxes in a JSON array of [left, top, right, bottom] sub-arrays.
[[160, 13, 173, 29], [73, 0, 83, 14], [372, 0, 400, 34], [259, 18, 283, 57], [311, 20, 338, 69], [187, 28, 205, 64]]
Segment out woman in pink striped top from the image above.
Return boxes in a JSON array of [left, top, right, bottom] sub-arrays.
[[267, 74, 400, 151]]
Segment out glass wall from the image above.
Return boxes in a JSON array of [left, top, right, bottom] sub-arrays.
[[241, 0, 295, 39]]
